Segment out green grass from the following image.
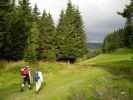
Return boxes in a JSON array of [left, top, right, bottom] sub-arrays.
[[80, 48, 133, 65], [0, 62, 110, 100], [0, 48, 133, 100]]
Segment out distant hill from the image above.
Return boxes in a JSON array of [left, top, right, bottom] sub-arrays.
[[87, 42, 102, 49]]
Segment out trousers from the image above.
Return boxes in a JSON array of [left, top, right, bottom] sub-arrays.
[[36, 79, 42, 92]]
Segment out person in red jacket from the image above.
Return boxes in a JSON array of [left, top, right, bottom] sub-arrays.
[[20, 65, 31, 91]]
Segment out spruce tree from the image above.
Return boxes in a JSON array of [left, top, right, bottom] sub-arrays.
[[32, 4, 40, 22], [38, 10, 47, 59], [4, 1, 16, 60], [102, 29, 125, 52], [0, 0, 13, 60], [24, 3, 41, 62], [56, 10, 66, 57], [72, 8, 87, 56], [39, 11, 56, 60], [24, 22, 40, 62], [10, 0, 32, 60], [118, 0, 133, 47], [103, 0, 133, 52], [56, 1, 87, 60]]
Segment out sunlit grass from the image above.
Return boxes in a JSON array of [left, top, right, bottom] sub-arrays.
[[80, 48, 133, 65]]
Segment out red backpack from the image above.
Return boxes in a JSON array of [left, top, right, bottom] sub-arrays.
[[21, 67, 29, 77]]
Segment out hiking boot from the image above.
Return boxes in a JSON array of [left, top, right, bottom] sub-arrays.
[[20, 84, 24, 92], [28, 85, 32, 90], [35, 91, 39, 94]]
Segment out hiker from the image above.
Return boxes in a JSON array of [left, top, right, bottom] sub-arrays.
[[20, 65, 31, 91], [33, 68, 43, 94]]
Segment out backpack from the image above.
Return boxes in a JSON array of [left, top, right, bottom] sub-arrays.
[[21, 68, 29, 77], [34, 72, 40, 81]]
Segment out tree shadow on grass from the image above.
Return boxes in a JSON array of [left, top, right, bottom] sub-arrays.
[[95, 60, 133, 100], [96, 60, 133, 82]]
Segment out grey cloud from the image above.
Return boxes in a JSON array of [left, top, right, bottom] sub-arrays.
[[85, 16, 126, 42]]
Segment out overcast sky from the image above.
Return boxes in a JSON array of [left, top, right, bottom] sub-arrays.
[[30, 0, 130, 43]]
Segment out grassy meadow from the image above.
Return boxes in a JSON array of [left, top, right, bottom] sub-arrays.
[[0, 49, 133, 100]]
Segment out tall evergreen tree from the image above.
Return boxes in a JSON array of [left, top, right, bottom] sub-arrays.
[[102, 29, 125, 52], [72, 8, 87, 56], [24, 22, 40, 62], [38, 10, 47, 59], [103, 0, 133, 52], [0, 0, 87, 61], [56, 1, 87, 60], [56, 10, 66, 56], [24, 4, 41, 62], [32, 3, 40, 22], [4, 0, 17, 60], [39, 11, 56, 60], [118, 0, 133, 47], [0, 0, 14, 60], [9, 0, 32, 60]]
